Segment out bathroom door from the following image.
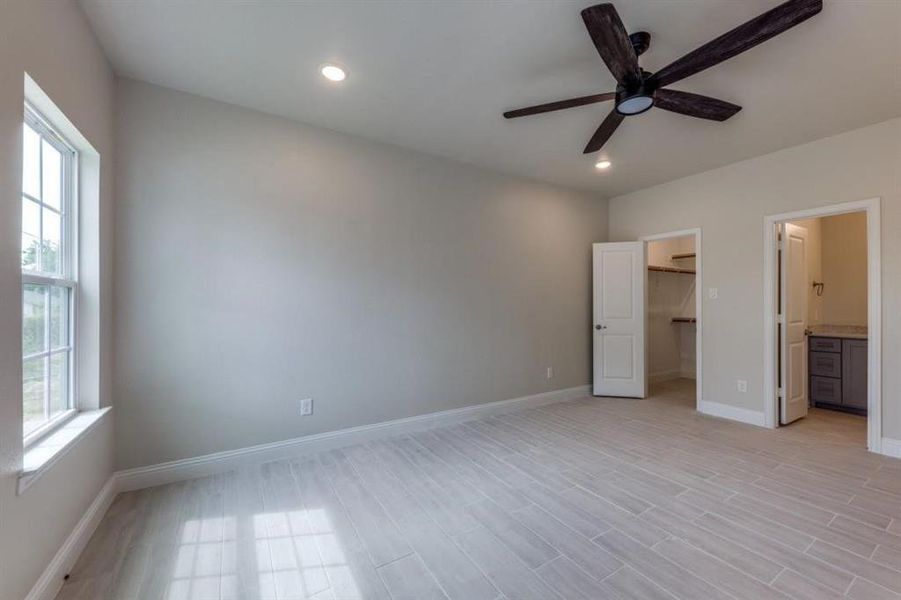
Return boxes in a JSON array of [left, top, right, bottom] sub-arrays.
[[781, 223, 809, 424], [592, 242, 646, 398]]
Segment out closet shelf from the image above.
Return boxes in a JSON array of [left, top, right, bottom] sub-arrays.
[[672, 317, 697, 323], [648, 265, 696, 275], [671, 252, 696, 260]]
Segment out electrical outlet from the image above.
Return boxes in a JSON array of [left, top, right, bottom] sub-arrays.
[[546, 367, 554, 379], [737, 380, 748, 393], [708, 287, 719, 300], [299, 398, 313, 416]]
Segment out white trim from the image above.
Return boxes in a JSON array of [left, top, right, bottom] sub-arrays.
[[115, 384, 590, 492], [19, 407, 111, 494], [698, 400, 767, 428], [640, 228, 703, 412], [22, 408, 76, 449], [24, 476, 117, 600], [762, 198, 882, 455], [880, 438, 901, 460]]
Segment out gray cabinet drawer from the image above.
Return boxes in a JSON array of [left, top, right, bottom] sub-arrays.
[[810, 351, 841, 377], [811, 376, 842, 405], [809, 337, 841, 353]]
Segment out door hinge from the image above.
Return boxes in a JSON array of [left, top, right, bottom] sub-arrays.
[[777, 387, 784, 399], [776, 314, 784, 324]]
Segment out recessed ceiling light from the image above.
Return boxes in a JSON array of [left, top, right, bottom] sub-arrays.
[[320, 63, 347, 82], [595, 160, 611, 170]]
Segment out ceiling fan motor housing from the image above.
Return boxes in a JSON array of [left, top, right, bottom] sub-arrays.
[[615, 74, 657, 116]]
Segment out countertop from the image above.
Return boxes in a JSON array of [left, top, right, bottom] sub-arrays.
[[808, 325, 868, 340]]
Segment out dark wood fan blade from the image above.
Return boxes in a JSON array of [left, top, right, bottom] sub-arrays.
[[581, 4, 642, 86], [654, 89, 742, 121], [503, 92, 616, 119], [652, 0, 822, 88], [583, 110, 625, 154]]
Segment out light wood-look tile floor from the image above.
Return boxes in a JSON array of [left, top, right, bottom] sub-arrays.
[[57, 379, 901, 600]]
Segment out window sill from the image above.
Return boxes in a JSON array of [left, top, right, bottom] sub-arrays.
[[18, 407, 111, 495]]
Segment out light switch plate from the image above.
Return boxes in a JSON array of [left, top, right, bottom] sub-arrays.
[[708, 287, 719, 299], [737, 380, 748, 393]]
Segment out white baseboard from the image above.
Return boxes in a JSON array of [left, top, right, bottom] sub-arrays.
[[116, 384, 590, 492], [698, 400, 767, 428], [25, 476, 117, 600], [881, 437, 901, 459]]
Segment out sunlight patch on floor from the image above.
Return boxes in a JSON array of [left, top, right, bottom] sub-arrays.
[[166, 508, 358, 600]]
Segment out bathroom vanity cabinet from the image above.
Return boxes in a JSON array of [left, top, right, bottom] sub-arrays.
[[809, 335, 867, 414]]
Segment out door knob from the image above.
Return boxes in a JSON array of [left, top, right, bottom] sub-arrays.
[[595, 324, 606, 330]]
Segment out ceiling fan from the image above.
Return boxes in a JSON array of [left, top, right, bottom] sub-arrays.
[[503, 0, 822, 154]]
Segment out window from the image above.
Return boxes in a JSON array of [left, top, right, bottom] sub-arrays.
[[21, 105, 77, 443]]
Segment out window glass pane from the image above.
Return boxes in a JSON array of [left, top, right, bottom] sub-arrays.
[[23, 124, 41, 198], [22, 284, 47, 356], [22, 196, 40, 238], [22, 232, 39, 272], [23, 357, 46, 436], [42, 208, 62, 274], [41, 140, 62, 210], [22, 197, 40, 270], [49, 352, 69, 418], [49, 286, 69, 349]]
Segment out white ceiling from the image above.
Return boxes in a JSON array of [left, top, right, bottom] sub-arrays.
[[79, 0, 901, 197]]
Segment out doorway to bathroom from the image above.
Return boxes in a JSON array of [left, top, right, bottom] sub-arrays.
[[764, 199, 881, 452]]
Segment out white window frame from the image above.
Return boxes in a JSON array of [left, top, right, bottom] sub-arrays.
[[22, 103, 79, 447]]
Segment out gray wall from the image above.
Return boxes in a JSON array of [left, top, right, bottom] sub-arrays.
[[608, 118, 901, 438], [0, 1, 116, 598], [114, 79, 608, 470]]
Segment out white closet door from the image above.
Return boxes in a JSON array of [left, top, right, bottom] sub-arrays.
[[592, 242, 646, 398]]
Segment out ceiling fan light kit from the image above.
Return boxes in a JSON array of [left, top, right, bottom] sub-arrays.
[[503, 0, 823, 155], [615, 76, 656, 116]]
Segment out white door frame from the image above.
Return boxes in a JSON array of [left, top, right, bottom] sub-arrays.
[[639, 228, 702, 412], [762, 198, 881, 454]]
